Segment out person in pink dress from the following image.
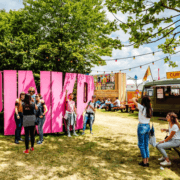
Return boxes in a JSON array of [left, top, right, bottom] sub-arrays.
[[65, 90, 78, 137]]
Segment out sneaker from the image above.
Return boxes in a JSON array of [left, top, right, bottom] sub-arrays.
[[73, 133, 78, 136], [37, 141, 42, 144], [30, 147, 34, 151], [23, 149, 29, 154], [158, 156, 165, 161], [81, 132, 85, 135], [138, 161, 148, 167], [160, 160, 171, 166], [19, 138, 24, 141], [15, 140, 19, 144], [67, 134, 72, 137]]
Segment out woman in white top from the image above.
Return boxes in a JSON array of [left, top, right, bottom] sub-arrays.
[[156, 112, 180, 166], [132, 96, 152, 167]]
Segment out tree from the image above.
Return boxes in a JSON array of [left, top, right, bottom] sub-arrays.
[[105, 0, 180, 67], [0, 0, 123, 74]]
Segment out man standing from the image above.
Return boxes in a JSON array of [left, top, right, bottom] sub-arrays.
[[82, 95, 97, 135]]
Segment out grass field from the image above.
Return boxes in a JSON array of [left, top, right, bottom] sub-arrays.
[[0, 110, 180, 180]]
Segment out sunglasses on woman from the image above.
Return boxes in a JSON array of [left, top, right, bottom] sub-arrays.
[[28, 91, 35, 93]]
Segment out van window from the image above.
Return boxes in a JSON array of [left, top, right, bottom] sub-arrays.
[[157, 87, 164, 99], [171, 86, 180, 96], [164, 85, 180, 97], [143, 86, 153, 97]]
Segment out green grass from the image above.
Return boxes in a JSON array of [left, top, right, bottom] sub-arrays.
[[0, 110, 180, 180]]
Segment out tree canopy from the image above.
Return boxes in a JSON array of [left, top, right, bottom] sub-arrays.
[[105, 0, 180, 67], [0, 0, 122, 74]]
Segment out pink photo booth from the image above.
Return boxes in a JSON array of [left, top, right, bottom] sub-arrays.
[[2, 70, 94, 135]]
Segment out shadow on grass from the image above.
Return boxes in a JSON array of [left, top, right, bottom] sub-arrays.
[[0, 130, 180, 180]]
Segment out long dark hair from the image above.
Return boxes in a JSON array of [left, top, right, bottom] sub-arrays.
[[24, 94, 31, 106], [167, 112, 178, 124], [141, 95, 152, 118]]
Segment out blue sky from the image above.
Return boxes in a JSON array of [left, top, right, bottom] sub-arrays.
[[1, 0, 180, 80]]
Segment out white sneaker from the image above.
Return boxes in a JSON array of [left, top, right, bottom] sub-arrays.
[[160, 160, 171, 166], [158, 156, 165, 161], [67, 134, 72, 137]]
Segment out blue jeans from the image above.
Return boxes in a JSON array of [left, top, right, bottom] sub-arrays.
[[83, 113, 94, 131], [15, 112, 23, 141], [137, 123, 150, 159], [37, 116, 45, 141]]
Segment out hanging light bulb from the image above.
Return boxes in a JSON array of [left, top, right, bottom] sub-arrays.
[[129, 68, 131, 71], [58, 59, 60, 61], [133, 56, 135, 60], [115, 59, 117, 62], [46, 57, 48, 59], [71, 61, 73, 63], [111, 71, 113, 73], [97, 71, 98, 73], [152, 62, 154, 65], [174, 46, 176, 50], [152, 52, 154, 55], [140, 66, 142, 68]]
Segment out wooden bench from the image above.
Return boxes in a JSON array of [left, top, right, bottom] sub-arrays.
[[173, 146, 180, 157], [112, 105, 126, 112]]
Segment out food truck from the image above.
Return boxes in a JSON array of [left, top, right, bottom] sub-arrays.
[[140, 79, 180, 116]]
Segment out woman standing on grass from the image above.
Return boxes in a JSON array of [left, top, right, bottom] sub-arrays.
[[156, 112, 180, 166], [22, 94, 38, 154], [14, 92, 25, 144], [65, 90, 78, 137], [132, 96, 152, 167], [35, 94, 48, 144]]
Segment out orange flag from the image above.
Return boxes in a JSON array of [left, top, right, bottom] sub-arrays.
[[143, 66, 151, 81]]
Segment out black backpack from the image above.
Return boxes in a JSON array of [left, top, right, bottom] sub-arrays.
[[87, 101, 97, 110]]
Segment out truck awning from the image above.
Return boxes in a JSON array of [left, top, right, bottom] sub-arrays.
[[152, 84, 180, 88]]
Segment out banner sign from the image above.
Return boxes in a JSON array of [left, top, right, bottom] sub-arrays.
[[93, 73, 115, 90], [166, 71, 180, 79]]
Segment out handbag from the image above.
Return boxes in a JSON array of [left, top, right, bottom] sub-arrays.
[[23, 115, 36, 127], [149, 124, 157, 147]]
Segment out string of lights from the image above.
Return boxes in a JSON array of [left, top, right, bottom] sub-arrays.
[[91, 50, 180, 74], [99, 45, 179, 62]]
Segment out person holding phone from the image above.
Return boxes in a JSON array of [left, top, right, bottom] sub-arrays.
[[22, 94, 38, 154]]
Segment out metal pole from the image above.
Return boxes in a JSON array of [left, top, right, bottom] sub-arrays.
[[149, 66, 154, 81]]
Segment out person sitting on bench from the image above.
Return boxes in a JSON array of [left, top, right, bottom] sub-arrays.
[[105, 98, 112, 111], [112, 97, 121, 108], [156, 112, 180, 166], [99, 98, 106, 109]]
